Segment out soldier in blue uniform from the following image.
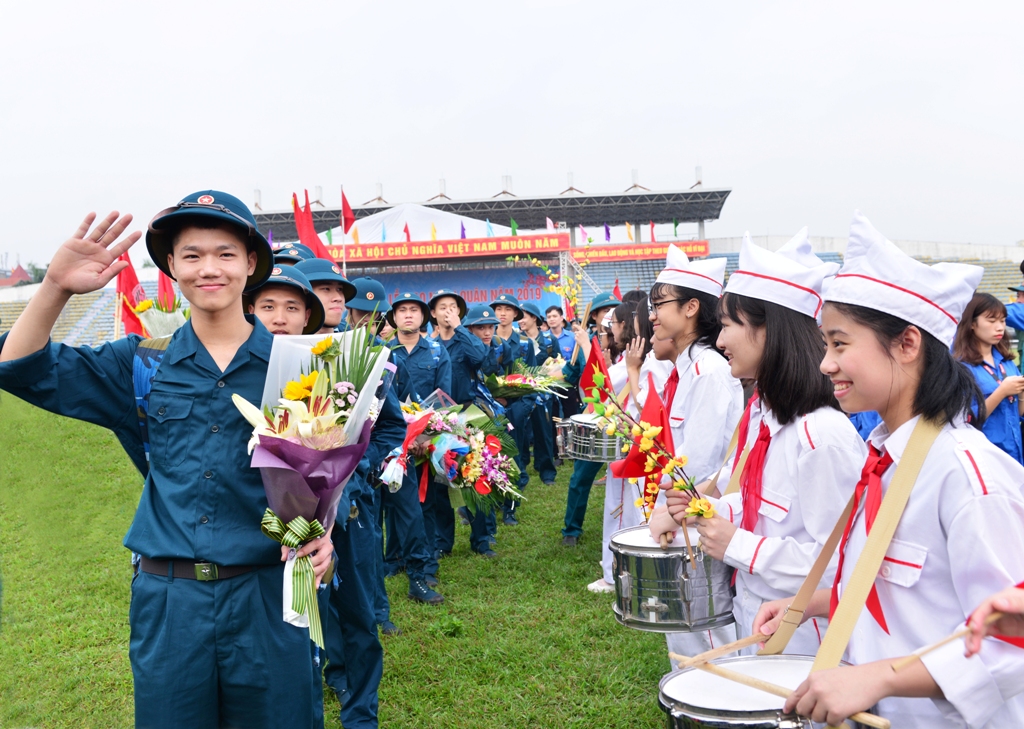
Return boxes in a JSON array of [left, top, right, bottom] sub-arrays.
[[460, 304, 514, 557], [245, 265, 325, 335], [490, 294, 536, 525], [0, 192, 331, 728], [560, 291, 621, 547], [382, 292, 449, 598], [426, 289, 488, 556], [518, 302, 560, 485], [293, 258, 356, 334], [273, 241, 316, 265]]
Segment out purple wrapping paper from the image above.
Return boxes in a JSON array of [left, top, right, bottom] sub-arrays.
[[251, 421, 372, 534]]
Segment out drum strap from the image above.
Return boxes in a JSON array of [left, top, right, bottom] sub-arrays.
[[758, 418, 940, 661], [810, 418, 940, 671], [720, 424, 746, 496]]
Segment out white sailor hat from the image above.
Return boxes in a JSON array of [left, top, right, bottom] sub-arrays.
[[725, 228, 839, 319], [823, 211, 983, 347], [655, 244, 726, 298]]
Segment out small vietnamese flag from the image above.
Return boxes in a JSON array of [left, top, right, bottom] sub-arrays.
[[404, 222, 411, 242], [613, 279, 622, 300], [116, 253, 147, 337], [579, 336, 612, 406], [610, 372, 675, 479], [341, 188, 356, 234], [510, 219, 519, 236]]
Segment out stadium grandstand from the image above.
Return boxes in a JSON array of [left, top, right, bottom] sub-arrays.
[[2, 250, 1022, 348]]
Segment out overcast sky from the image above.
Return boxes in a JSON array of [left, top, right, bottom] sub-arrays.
[[1, 1, 1022, 268]]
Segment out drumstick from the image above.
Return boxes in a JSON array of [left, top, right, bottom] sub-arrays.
[[659, 533, 669, 550], [890, 612, 1004, 673], [691, 661, 891, 729], [669, 632, 766, 667], [679, 524, 697, 569], [570, 303, 593, 365]]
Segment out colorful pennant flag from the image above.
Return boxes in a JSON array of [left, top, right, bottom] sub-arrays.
[[546, 217, 555, 231], [673, 218, 679, 238], [579, 225, 588, 243], [626, 223, 634, 242], [430, 223, 438, 241], [613, 279, 622, 300], [510, 219, 519, 236], [604, 224, 611, 242], [381, 223, 387, 242], [460, 222, 467, 239], [352, 227, 360, 245], [485, 219, 494, 237], [325, 228, 333, 247], [291, 191, 334, 260], [341, 188, 356, 234], [403, 222, 411, 242], [650, 221, 656, 243]]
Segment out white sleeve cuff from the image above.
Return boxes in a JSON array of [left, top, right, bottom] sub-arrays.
[[723, 527, 762, 574], [920, 639, 1004, 728]]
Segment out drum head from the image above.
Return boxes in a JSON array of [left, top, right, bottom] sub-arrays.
[[610, 525, 698, 550], [660, 655, 812, 714], [570, 413, 603, 425]]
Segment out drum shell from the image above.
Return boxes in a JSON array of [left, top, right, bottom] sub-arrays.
[[566, 415, 622, 462], [657, 655, 874, 729], [610, 526, 735, 633]]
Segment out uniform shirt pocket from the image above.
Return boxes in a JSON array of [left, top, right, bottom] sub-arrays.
[[878, 538, 928, 588], [757, 486, 792, 523], [148, 394, 195, 467]]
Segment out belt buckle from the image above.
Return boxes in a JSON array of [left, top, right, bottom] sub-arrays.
[[194, 562, 219, 581]]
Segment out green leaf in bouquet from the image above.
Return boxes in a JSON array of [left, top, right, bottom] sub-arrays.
[[333, 324, 385, 392]]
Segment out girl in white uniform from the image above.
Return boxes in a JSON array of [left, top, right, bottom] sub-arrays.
[[591, 302, 674, 593], [657, 230, 867, 656], [646, 245, 744, 658], [754, 212, 1024, 729]]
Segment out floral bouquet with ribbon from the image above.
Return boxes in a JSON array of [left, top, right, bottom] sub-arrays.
[[133, 294, 189, 337], [484, 361, 569, 399], [232, 327, 391, 647]]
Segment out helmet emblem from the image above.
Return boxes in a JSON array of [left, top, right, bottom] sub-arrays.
[[272, 267, 282, 276], [197, 194, 215, 205], [366, 292, 375, 300], [331, 265, 341, 274]]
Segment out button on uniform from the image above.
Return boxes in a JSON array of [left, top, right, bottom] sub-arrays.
[[211, 425, 219, 433], [200, 515, 209, 524]]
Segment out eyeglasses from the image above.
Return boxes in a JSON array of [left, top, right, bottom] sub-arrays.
[[647, 297, 688, 316]]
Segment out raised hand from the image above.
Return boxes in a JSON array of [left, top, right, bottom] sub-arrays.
[[46, 212, 140, 295], [625, 336, 646, 374]]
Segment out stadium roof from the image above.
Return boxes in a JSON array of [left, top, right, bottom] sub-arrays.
[[254, 187, 731, 236]]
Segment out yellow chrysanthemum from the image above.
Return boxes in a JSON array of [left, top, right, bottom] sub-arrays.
[[134, 299, 154, 313]]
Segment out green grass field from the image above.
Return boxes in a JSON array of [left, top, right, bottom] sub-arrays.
[[0, 394, 672, 728]]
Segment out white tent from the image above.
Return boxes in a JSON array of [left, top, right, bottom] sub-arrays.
[[323, 202, 511, 244]]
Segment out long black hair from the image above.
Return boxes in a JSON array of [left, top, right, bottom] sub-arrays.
[[648, 281, 723, 356], [634, 301, 655, 358], [612, 302, 638, 351], [622, 289, 647, 306], [825, 301, 984, 427], [721, 293, 837, 425]]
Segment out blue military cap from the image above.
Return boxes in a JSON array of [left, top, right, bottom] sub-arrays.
[[464, 304, 499, 327], [427, 288, 468, 321], [273, 242, 316, 265], [146, 190, 273, 291], [589, 291, 621, 313], [247, 265, 326, 335], [490, 293, 524, 321], [520, 302, 545, 322], [293, 258, 357, 301], [386, 292, 430, 329], [348, 277, 391, 314]]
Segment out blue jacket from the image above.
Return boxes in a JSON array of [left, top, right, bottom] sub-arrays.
[[1006, 302, 1024, 332], [496, 328, 536, 372], [964, 348, 1024, 463], [552, 328, 575, 359], [389, 335, 452, 403], [532, 330, 560, 362], [437, 327, 489, 405], [0, 318, 283, 565]]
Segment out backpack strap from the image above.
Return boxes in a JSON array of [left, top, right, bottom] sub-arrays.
[[133, 336, 173, 473], [427, 336, 441, 366]]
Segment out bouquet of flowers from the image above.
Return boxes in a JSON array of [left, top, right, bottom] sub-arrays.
[[540, 355, 566, 381], [484, 362, 569, 400], [134, 294, 189, 337], [232, 326, 391, 648]]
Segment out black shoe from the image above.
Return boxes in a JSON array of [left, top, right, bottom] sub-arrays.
[[478, 549, 498, 559], [562, 536, 578, 547], [425, 574, 439, 588], [408, 578, 445, 605], [502, 513, 519, 527], [553, 458, 564, 467], [456, 506, 471, 526], [380, 620, 402, 636], [542, 480, 556, 486]]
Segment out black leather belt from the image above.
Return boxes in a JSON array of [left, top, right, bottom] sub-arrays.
[[139, 557, 261, 581]]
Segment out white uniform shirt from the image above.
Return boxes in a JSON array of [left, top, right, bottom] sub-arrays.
[[713, 400, 866, 652], [669, 343, 744, 483], [839, 416, 1024, 728], [630, 353, 675, 417]]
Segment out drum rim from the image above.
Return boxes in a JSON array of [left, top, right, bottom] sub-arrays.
[[609, 524, 699, 551], [657, 654, 841, 722]]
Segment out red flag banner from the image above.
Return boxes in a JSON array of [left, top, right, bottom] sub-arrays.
[[341, 189, 356, 234], [157, 271, 176, 311], [579, 336, 612, 405], [613, 278, 622, 300], [292, 190, 334, 260], [610, 372, 675, 479], [116, 254, 147, 337]]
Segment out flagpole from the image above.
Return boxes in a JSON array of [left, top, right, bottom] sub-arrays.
[[340, 185, 349, 278], [114, 292, 122, 340]]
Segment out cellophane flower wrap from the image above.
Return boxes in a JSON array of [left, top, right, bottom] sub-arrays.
[[399, 401, 524, 514], [484, 361, 569, 400], [232, 327, 390, 648], [134, 295, 189, 337]]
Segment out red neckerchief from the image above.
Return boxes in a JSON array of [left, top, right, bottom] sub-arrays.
[[662, 368, 680, 411], [830, 444, 894, 633], [739, 421, 772, 532]]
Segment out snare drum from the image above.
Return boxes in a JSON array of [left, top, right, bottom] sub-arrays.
[[610, 525, 734, 633], [659, 655, 871, 729], [564, 412, 622, 462]]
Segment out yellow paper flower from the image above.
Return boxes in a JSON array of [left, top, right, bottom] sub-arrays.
[[631, 424, 642, 438], [639, 438, 654, 452], [621, 444, 630, 453], [643, 426, 663, 439], [634, 497, 646, 508], [684, 497, 716, 519], [605, 425, 617, 436]]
